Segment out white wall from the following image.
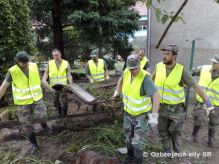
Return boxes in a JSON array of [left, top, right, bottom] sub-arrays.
[[151, 0, 219, 67]]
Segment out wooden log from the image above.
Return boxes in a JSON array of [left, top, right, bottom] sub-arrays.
[[1, 112, 113, 142], [0, 112, 112, 129], [68, 84, 96, 104]]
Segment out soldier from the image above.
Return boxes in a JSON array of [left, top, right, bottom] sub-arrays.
[[190, 55, 219, 147], [42, 49, 73, 117], [113, 55, 160, 164], [0, 51, 52, 153], [153, 45, 213, 153], [138, 48, 150, 71], [85, 49, 110, 83]]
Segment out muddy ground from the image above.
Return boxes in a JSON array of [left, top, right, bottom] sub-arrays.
[[0, 79, 219, 164]]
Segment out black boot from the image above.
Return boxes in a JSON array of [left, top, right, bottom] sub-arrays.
[[171, 133, 181, 153], [163, 148, 171, 153], [134, 148, 143, 164], [135, 158, 143, 164], [125, 144, 134, 163], [62, 107, 68, 116], [208, 128, 216, 147], [190, 125, 201, 143], [58, 107, 63, 117], [41, 123, 53, 136], [27, 132, 39, 154]]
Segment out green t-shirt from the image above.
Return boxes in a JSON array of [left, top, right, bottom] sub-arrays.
[[5, 65, 29, 83], [153, 63, 197, 110], [120, 73, 157, 97], [154, 64, 197, 88], [85, 59, 108, 76]]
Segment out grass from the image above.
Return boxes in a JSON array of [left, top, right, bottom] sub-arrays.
[[65, 120, 125, 158], [0, 151, 54, 164]]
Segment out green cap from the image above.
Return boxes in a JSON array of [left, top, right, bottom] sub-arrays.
[[161, 45, 179, 54], [211, 54, 219, 63], [15, 51, 29, 62], [126, 54, 140, 69], [90, 49, 99, 57]]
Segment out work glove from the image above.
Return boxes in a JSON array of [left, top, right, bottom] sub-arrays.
[[113, 90, 119, 98], [105, 75, 110, 80], [204, 101, 214, 116], [90, 79, 94, 83], [148, 113, 159, 128]]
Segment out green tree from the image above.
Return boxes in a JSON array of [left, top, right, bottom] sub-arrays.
[[68, 0, 139, 55], [0, 0, 35, 77], [29, 0, 139, 60], [0, 0, 35, 106]]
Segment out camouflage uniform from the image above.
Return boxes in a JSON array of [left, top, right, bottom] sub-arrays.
[[45, 60, 70, 116], [53, 88, 68, 116], [192, 103, 219, 132], [155, 66, 196, 152], [191, 66, 219, 145], [158, 103, 186, 152], [5, 68, 48, 134], [17, 99, 47, 134], [120, 72, 157, 162], [123, 112, 149, 158]]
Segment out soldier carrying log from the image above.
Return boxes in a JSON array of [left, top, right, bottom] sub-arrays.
[[42, 49, 73, 117], [0, 51, 52, 153]]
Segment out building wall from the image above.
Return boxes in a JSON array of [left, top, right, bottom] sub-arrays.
[[150, 0, 219, 67]]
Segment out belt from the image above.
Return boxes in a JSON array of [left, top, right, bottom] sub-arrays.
[[160, 103, 185, 112]]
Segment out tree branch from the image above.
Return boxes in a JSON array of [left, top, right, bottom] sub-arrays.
[[155, 0, 188, 49]]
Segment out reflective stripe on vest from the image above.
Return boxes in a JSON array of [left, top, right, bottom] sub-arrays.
[[49, 59, 68, 86], [140, 56, 148, 69], [155, 62, 185, 105], [9, 63, 43, 105], [88, 59, 105, 82], [197, 65, 219, 106], [122, 68, 152, 116]]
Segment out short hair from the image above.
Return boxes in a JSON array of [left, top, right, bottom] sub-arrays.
[[139, 48, 145, 52], [52, 48, 61, 53]]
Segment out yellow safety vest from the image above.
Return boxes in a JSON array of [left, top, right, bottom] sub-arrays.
[[9, 63, 43, 105], [122, 68, 152, 116], [155, 62, 185, 105], [49, 59, 68, 86], [140, 56, 148, 69], [88, 59, 105, 82], [196, 65, 219, 106]]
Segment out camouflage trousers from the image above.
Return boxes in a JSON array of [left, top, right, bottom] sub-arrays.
[[53, 90, 68, 116], [192, 102, 219, 131], [123, 111, 149, 153], [158, 103, 186, 151], [17, 99, 48, 134]]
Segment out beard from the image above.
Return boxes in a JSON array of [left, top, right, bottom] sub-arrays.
[[162, 58, 173, 65]]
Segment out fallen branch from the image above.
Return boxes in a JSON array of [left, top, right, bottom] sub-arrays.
[[155, 0, 188, 49]]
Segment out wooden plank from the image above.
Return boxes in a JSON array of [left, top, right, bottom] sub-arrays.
[[0, 109, 9, 122], [68, 84, 96, 103]]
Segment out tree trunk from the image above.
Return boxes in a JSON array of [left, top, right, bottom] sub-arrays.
[[52, 0, 65, 58]]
